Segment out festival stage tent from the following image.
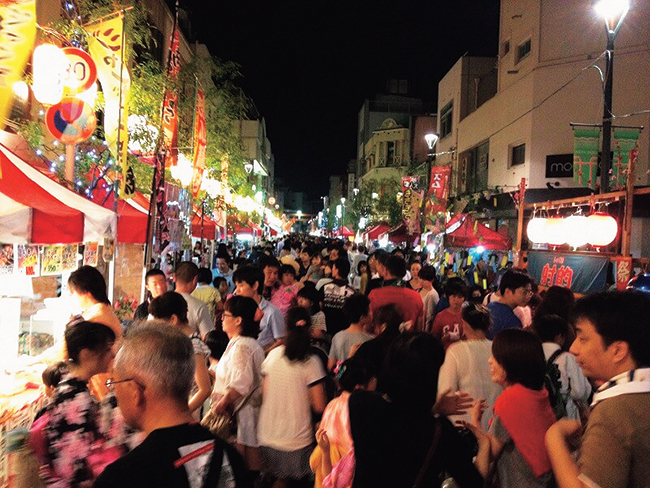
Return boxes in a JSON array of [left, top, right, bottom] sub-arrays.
[[0, 143, 116, 244], [445, 214, 511, 250]]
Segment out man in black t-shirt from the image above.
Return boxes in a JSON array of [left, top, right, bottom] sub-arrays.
[[94, 324, 250, 488], [319, 258, 355, 336]]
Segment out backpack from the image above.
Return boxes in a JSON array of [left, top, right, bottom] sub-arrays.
[[544, 349, 570, 420]]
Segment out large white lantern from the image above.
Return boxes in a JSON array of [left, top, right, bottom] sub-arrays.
[[526, 217, 547, 244], [32, 44, 68, 105], [544, 216, 566, 246], [564, 215, 589, 248], [586, 212, 618, 247]]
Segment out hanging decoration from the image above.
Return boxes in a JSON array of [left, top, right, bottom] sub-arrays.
[[0, 0, 36, 130], [190, 87, 207, 197], [526, 217, 547, 244], [87, 11, 134, 198], [160, 17, 181, 168], [611, 129, 640, 190], [573, 128, 601, 190]]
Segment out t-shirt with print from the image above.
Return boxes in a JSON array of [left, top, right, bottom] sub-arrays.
[[94, 423, 249, 488], [430, 308, 464, 350], [319, 279, 355, 336], [257, 299, 285, 351]]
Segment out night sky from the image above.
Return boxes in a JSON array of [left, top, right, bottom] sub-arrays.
[[186, 0, 501, 201]]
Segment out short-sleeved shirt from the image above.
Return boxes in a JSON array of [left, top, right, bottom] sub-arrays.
[[180, 292, 214, 337], [487, 301, 522, 339], [258, 347, 326, 451], [191, 285, 221, 322], [329, 329, 374, 365], [368, 285, 424, 331], [430, 308, 464, 350], [257, 299, 285, 350], [94, 423, 247, 488], [319, 280, 355, 336]]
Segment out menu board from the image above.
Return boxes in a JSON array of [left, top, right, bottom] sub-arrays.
[[16, 244, 40, 277], [0, 244, 14, 275], [41, 245, 63, 276]]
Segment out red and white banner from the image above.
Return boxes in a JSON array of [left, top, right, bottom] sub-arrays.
[[426, 165, 452, 215], [161, 25, 181, 167], [190, 87, 206, 197]]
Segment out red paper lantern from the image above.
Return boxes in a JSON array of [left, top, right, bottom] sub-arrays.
[[586, 213, 618, 247]]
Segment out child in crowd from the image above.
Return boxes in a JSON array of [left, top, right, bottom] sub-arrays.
[[351, 261, 369, 294], [212, 276, 229, 328], [418, 265, 440, 332], [297, 284, 328, 344], [431, 277, 468, 349], [312, 357, 375, 488], [328, 295, 374, 372], [271, 264, 302, 316]]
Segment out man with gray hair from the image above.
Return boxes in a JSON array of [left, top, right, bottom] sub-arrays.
[[94, 323, 249, 487]]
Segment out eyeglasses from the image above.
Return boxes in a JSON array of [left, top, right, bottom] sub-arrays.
[[105, 378, 135, 390]]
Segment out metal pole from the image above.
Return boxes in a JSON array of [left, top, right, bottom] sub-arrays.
[[600, 36, 615, 194]]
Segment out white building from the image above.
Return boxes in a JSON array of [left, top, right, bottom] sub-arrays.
[[436, 0, 650, 197]]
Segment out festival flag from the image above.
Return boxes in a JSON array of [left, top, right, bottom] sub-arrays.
[[154, 150, 170, 253], [612, 129, 640, 190], [573, 129, 600, 190], [0, 0, 36, 145], [401, 176, 422, 236], [160, 20, 181, 168], [190, 87, 207, 197], [87, 12, 134, 198]]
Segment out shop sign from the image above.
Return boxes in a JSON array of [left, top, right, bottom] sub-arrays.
[[614, 256, 632, 291], [527, 252, 608, 294], [545, 154, 573, 178]]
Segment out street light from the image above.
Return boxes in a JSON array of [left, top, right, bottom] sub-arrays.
[[244, 161, 253, 174], [424, 132, 439, 191], [594, 0, 630, 194]]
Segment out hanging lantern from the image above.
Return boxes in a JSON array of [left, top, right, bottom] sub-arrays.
[[586, 212, 618, 247], [32, 44, 68, 105], [564, 215, 589, 248], [526, 217, 547, 243], [544, 216, 566, 246]]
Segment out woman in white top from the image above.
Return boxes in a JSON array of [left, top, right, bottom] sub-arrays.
[[212, 295, 265, 472], [437, 302, 502, 430], [258, 307, 328, 485]]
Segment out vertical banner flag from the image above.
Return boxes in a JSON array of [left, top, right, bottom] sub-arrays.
[[0, 0, 36, 141], [573, 129, 600, 190], [161, 23, 181, 168], [154, 150, 170, 253], [424, 164, 452, 232], [88, 12, 134, 198], [612, 129, 640, 190], [401, 176, 422, 236], [190, 87, 206, 197]]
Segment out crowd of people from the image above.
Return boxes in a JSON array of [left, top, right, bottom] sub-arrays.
[[23, 236, 650, 488]]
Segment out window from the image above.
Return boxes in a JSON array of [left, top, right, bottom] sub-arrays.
[[440, 102, 453, 138], [516, 39, 531, 64], [502, 40, 510, 56], [511, 143, 526, 167]]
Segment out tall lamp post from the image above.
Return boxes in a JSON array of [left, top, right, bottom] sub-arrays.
[[424, 132, 439, 190], [595, 0, 630, 194]]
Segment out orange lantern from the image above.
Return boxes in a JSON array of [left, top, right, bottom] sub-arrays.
[[586, 212, 618, 247], [544, 216, 566, 246], [526, 217, 547, 244]]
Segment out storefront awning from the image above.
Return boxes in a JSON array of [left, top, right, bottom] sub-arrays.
[[0, 144, 116, 244], [445, 214, 511, 250]]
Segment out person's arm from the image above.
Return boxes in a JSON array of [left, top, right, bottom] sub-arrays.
[[213, 386, 243, 414], [197, 303, 214, 339], [316, 428, 332, 477], [308, 381, 328, 415], [264, 337, 285, 355], [545, 419, 587, 488], [188, 353, 212, 413]]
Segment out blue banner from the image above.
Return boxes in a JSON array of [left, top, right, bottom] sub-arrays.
[[527, 252, 608, 294]]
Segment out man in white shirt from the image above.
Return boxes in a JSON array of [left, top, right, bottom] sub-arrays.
[[174, 261, 214, 338]]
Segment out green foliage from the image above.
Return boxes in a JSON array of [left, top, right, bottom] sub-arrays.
[[349, 178, 403, 230]]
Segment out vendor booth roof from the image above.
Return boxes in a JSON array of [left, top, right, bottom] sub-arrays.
[[91, 186, 148, 244], [445, 214, 511, 250], [339, 226, 354, 237], [192, 210, 217, 240], [387, 223, 420, 244], [365, 223, 390, 240], [0, 144, 116, 244]]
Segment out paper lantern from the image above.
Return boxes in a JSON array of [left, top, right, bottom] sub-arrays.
[[564, 215, 589, 248], [586, 213, 618, 247], [544, 216, 566, 246], [32, 44, 68, 105], [526, 217, 547, 243]]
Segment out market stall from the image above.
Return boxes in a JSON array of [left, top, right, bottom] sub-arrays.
[[444, 213, 511, 250]]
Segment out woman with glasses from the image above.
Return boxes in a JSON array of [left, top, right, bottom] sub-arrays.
[[211, 295, 265, 474], [43, 321, 124, 486]]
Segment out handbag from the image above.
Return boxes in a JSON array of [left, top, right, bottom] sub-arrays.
[[201, 387, 260, 441]]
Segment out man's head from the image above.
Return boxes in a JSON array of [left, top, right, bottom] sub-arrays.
[[216, 255, 231, 274], [232, 265, 264, 299], [144, 269, 167, 299], [570, 291, 650, 382], [343, 293, 371, 326], [112, 323, 195, 431], [299, 246, 313, 266], [384, 255, 407, 280], [499, 270, 533, 309], [328, 245, 340, 262], [149, 291, 189, 326], [260, 256, 280, 288], [332, 258, 350, 281], [174, 262, 199, 293]]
